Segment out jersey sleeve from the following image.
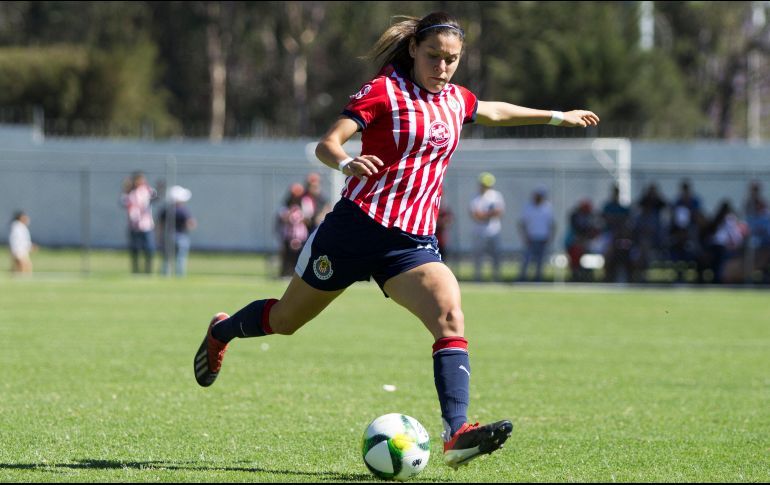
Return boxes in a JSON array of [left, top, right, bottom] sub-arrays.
[[455, 85, 478, 124], [341, 77, 390, 131]]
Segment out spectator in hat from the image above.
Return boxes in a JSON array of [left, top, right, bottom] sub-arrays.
[[518, 186, 555, 282], [469, 172, 505, 282], [158, 185, 197, 277]]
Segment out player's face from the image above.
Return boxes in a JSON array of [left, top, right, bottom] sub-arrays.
[[409, 33, 463, 93]]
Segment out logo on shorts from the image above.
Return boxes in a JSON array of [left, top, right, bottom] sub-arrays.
[[447, 98, 460, 113], [428, 120, 451, 148], [417, 243, 440, 256], [313, 255, 333, 280], [350, 84, 372, 100]]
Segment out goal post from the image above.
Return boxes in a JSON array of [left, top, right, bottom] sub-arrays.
[[452, 138, 632, 205]]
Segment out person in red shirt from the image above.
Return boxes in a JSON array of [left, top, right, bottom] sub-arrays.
[[276, 183, 310, 278], [194, 11, 599, 468], [120, 171, 157, 274]]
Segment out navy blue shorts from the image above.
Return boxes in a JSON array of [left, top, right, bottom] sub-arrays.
[[295, 198, 443, 296]]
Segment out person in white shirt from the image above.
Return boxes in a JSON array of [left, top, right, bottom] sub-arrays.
[[9, 211, 34, 274], [469, 172, 505, 281], [518, 187, 555, 282]]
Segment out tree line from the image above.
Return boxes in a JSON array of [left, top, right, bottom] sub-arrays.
[[0, 1, 767, 140]]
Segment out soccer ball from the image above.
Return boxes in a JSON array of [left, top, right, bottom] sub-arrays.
[[361, 413, 430, 481]]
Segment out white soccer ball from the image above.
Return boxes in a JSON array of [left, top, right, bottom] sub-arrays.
[[361, 413, 430, 481]]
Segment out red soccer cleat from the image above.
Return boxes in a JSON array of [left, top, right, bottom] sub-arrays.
[[443, 420, 513, 468], [193, 312, 230, 387]]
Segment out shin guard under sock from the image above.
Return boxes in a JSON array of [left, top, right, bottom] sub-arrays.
[[433, 336, 470, 438]]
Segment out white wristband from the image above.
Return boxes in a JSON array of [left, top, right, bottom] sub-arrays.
[[338, 157, 354, 173], [548, 110, 564, 126]]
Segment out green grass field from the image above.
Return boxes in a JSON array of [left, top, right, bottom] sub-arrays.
[[1, 270, 769, 482]]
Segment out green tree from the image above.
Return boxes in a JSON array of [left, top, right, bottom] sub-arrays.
[[473, 2, 699, 137], [1, 1, 764, 140], [656, 1, 769, 139], [0, 1, 178, 136]]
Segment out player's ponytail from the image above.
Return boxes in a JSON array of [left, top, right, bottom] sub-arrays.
[[365, 12, 464, 74]]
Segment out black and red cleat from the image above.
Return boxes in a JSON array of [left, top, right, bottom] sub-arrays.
[[193, 312, 230, 387], [443, 420, 513, 468]]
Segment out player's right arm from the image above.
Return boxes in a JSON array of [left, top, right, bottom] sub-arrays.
[[315, 117, 384, 178]]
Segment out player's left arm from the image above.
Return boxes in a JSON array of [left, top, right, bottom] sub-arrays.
[[475, 101, 600, 128]]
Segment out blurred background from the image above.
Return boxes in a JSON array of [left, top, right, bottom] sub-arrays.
[[1, 1, 769, 284]]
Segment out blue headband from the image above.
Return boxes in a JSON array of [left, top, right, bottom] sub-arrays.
[[415, 24, 465, 37]]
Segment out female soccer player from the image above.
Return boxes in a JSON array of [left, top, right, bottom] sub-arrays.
[[194, 11, 599, 468]]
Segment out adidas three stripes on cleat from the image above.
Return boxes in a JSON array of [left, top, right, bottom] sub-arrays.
[[193, 312, 230, 387]]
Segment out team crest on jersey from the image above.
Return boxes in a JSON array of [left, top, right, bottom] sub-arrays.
[[428, 120, 451, 148], [447, 98, 461, 113], [313, 255, 333, 280], [350, 84, 372, 100]]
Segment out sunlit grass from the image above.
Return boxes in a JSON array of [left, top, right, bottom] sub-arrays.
[[0, 274, 768, 482]]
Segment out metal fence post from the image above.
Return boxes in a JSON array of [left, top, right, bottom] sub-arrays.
[[80, 165, 91, 276], [164, 156, 177, 277]]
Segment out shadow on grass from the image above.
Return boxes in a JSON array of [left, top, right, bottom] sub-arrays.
[[0, 459, 376, 481]]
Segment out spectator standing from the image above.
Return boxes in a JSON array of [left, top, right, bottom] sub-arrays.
[[630, 183, 667, 282], [300, 172, 331, 234], [9, 211, 34, 274], [669, 179, 705, 282], [744, 180, 768, 218], [158, 185, 197, 277], [469, 172, 505, 282], [518, 187, 555, 282], [121, 171, 157, 274], [742, 180, 770, 282], [703, 200, 746, 283], [565, 198, 600, 282], [600, 184, 632, 282], [277, 183, 310, 277], [744, 180, 769, 248]]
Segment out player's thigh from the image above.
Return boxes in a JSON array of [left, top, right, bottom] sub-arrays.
[[383, 262, 464, 339], [270, 274, 344, 335]]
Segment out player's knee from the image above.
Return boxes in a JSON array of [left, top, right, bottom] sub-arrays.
[[440, 307, 465, 336]]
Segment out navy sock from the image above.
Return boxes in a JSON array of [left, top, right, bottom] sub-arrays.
[[433, 337, 470, 438], [211, 299, 277, 343]]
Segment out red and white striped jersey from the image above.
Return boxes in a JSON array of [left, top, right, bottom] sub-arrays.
[[341, 65, 477, 236]]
